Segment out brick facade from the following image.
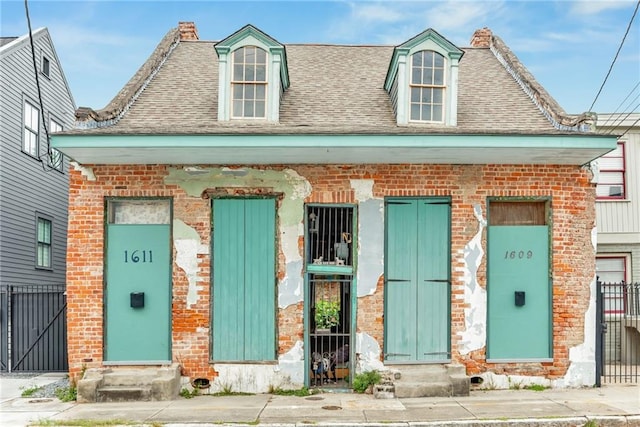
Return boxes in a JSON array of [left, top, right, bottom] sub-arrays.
[[66, 163, 595, 384]]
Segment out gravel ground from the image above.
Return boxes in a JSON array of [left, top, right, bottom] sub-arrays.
[[30, 377, 70, 398], [0, 373, 70, 398]]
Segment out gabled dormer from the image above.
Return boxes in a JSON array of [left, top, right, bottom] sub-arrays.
[[214, 25, 289, 122], [384, 29, 463, 126]]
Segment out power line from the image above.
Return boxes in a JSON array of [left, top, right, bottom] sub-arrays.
[[588, 0, 640, 112], [24, 0, 55, 172], [600, 81, 640, 127]]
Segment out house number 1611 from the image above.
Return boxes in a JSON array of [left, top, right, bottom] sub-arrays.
[[124, 250, 153, 263]]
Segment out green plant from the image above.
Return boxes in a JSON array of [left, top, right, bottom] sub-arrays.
[[524, 384, 549, 391], [269, 386, 316, 396], [352, 370, 381, 393], [583, 420, 599, 427], [179, 387, 199, 398], [21, 385, 40, 397], [54, 384, 77, 402], [314, 300, 340, 329]]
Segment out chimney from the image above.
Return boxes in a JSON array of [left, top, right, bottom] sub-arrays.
[[179, 22, 199, 41], [470, 27, 492, 48]]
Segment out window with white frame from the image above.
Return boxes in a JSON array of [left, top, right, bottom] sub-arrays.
[[231, 46, 267, 119], [23, 101, 39, 156], [596, 142, 625, 199], [36, 215, 52, 269], [596, 256, 627, 315], [48, 119, 64, 171], [410, 50, 445, 122]]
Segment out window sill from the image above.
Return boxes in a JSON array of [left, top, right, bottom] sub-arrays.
[[596, 199, 630, 203]]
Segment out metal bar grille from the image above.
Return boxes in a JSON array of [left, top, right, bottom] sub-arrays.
[[309, 274, 351, 388], [307, 206, 353, 266], [599, 281, 639, 383]]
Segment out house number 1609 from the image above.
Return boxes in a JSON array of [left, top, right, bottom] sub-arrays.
[[504, 250, 533, 259], [124, 250, 153, 263]]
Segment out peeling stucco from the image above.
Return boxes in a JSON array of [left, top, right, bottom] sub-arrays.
[[355, 332, 386, 373], [474, 371, 551, 390], [350, 180, 384, 297], [458, 204, 487, 355], [209, 341, 304, 393], [165, 167, 311, 309], [554, 227, 597, 387], [70, 161, 96, 181], [173, 220, 208, 308]]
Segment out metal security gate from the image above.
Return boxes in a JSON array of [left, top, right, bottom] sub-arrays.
[[597, 281, 640, 383], [0, 284, 68, 372]]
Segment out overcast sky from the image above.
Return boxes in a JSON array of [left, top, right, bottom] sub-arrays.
[[2, 0, 639, 115]]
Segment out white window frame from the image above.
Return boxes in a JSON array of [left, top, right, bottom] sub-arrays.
[[596, 255, 629, 316], [48, 118, 64, 171], [230, 46, 268, 119], [409, 50, 446, 123], [596, 141, 626, 200], [23, 100, 39, 157], [36, 214, 53, 269]]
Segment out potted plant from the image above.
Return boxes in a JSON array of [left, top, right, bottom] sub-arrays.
[[315, 300, 340, 333]]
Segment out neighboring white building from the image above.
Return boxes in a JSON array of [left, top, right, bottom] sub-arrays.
[[596, 113, 640, 284]]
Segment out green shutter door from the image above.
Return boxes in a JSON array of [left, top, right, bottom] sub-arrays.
[[487, 226, 550, 360], [105, 224, 171, 362], [213, 198, 276, 361], [385, 198, 451, 363]]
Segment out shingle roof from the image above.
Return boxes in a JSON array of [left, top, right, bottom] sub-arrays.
[[71, 25, 593, 136], [0, 37, 18, 48]]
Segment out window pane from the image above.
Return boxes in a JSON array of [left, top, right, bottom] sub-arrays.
[[434, 69, 444, 85], [256, 84, 266, 100], [256, 65, 266, 81], [421, 88, 431, 103], [411, 87, 420, 102], [433, 88, 443, 103], [245, 65, 255, 81], [245, 84, 255, 100], [411, 69, 422, 85], [412, 53, 422, 66], [410, 104, 420, 120], [256, 48, 266, 63], [599, 156, 623, 169], [245, 47, 255, 64], [599, 171, 624, 184], [233, 100, 243, 117], [233, 64, 244, 80], [424, 51, 433, 66], [245, 100, 254, 117], [421, 105, 431, 121], [233, 84, 243, 100], [432, 105, 443, 122], [434, 53, 445, 67], [234, 49, 243, 62], [255, 100, 265, 117]]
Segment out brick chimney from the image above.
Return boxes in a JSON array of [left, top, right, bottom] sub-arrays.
[[179, 22, 199, 41], [470, 27, 492, 47]]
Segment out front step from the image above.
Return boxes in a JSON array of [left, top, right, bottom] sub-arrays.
[[388, 364, 470, 398], [77, 363, 181, 403]]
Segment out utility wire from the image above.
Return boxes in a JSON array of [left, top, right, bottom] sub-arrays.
[[588, 0, 640, 112], [600, 81, 640, 127], [24, 0, 54, 172], [619, 115, 640, 138]]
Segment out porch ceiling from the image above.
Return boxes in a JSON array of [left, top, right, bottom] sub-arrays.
[[52, 133, 617, 165]]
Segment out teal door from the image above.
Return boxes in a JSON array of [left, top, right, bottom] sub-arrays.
[[105, 224, 171, 361], [385, 198, 450, 362], [212, 198, 276, 361], [487, 226, 550, 360]]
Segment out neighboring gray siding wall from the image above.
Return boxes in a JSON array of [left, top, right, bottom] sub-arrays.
[[596, 244, 640, 283], [0, 29, 75, 285]]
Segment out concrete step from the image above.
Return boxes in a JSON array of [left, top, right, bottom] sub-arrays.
[[393, 364, 450, 382], [97, 385, 152, 402], [77, 363, 182, 403], [394, 381, 452, 398]]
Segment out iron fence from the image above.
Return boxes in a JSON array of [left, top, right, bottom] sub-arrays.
[[597, 281, 639, 384], [0, 284, 68, 372]]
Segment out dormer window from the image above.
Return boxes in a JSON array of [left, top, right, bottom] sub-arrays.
[[384, 28, 463, 127], [232, 46, 267, 119], [215, 25, 289, 123], [410, 50, 445, 122]]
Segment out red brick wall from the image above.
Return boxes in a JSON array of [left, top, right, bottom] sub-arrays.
[[66, 163, 595, 382]]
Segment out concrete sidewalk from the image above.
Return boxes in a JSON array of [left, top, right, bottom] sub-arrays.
[[0, 374, 638, 427]]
